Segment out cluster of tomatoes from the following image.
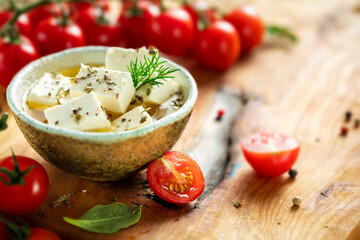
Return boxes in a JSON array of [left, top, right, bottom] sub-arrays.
[[0, 0, 265, 88]]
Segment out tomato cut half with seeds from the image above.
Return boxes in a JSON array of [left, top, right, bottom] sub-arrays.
[[147, 151, 205, 204], [241, 133, 300, 177]]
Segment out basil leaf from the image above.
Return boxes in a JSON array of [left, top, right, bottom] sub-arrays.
[[0, 112, 8, 131], [63, 202, 141, 233]]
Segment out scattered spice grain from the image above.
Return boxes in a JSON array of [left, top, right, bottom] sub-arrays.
[[288, 169, 297, 179], [340, 126, 348, 136], [292, 196, 302, 206]]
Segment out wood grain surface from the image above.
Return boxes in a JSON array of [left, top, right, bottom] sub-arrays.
[[1, 0, 360, 239]]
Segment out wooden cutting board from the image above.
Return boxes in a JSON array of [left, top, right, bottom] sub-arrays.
[[1, 0, 360, 239]]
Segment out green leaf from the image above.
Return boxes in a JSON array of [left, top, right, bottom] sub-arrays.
[[266, 25, 298, 43], [0, 112, 8, 131], [63, 202, 142, 233]]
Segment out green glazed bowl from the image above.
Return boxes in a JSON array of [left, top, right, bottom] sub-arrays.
[[7, 46, 197, 181]]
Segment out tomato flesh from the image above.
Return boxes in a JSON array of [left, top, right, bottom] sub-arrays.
[[147, 151, 205, 204], [241, 133, 300, 176], [28, 228, 61, 240], [0, 156, 49, 215]]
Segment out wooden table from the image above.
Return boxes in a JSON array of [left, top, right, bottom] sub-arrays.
[[1, 0, 360, 239]]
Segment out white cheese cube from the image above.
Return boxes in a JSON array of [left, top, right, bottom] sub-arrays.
[[112, 106, 153, 132], [44, 92, 111, 131], [135, 79, 181, 105], [70, 64, 135, 113], [27, 73, 71, 110], [105, 47, 156, 72]]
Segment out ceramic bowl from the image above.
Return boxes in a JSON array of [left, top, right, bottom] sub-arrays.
[[7, 46, 197, 181]]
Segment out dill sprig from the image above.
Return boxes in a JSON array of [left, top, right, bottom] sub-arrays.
[[127, 53, 179, 90]]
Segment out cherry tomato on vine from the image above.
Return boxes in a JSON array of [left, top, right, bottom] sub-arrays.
[[27, 3, 65, 26], [119, 0, 160, 48], [0, 36, 39, 87], [147, 151, 205, 204], [0, 12, 32, 37], [241, 133, 300, 177], [34, 17, 85, 56], [77, 6, 121, 46], [150, 8, 194, 56], [224, 6, 264, 54], [183, 0, 216, 31], [194, 20, 240, 71], [73, 0, 110, 12], [0, 154, 49, 215], [28, 228, 61, 240]]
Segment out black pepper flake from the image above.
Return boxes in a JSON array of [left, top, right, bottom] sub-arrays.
[[233, 201, 242, 209], [116, 93, 119, 99], [86, 112, 89, 115], [130, 99, 136, 105], [72, 109, 79, 114], [136, 95, 143, 103], [345, 111, 352, 122], [140, 116, 147, 124], [146, 88, 151, 96], [87, 82, 92, 87], [75, 113, 82, 123], [48, 92, 52, 96], [354, 119, 360, 128], [121, 118, 126, 122], [95, 113, 98, 116], [108, 88, 113, 91], [104, 75, 108, 81], [84, 87, 93, 93], [288, 169, 297, 179], [55, 120, 59, 125]]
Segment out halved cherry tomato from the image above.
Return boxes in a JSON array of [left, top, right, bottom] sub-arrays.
[[224, 6, 264, 54], [0, 35, 39, 87], [241, 133, 300, 177], [0, 154, 49, 215], [33, 17, 85, 56], [119, 0, 160, 48], [194, 20, 241, 71], [147, 151, 205, 204], [0, 12, 32, 37], [150, 8, 194, 56], [77, 6, 121, 46]]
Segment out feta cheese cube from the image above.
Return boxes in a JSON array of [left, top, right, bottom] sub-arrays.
[[105, 47, 156, 72], [27, 73, 71, 110], [70, 64, 135, 113], [112, 106, 153, 132], [44, 92, 111, 131], [135, 79, 181, 105]]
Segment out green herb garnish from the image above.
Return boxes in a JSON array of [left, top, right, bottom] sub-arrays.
[[128, 52, 179, 90], [266, 25, 298, 42], [0, 112, 9, 131], [63, 202, 142, 233]]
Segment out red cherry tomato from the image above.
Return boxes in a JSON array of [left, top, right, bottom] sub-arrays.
[[28, 228, 61, 240], [0, 155, 49, 215], [34, 17, 85, 56], [0, 36, 39, 87], [119, 1, 160, 48], [73, 0, 110, 12], [0, 221, 11, 240], [150, 8, 195, 56], [224, 6, 264, 54], [77, 6, 121, 46], [147, 151, 205, 204], [27, 3, 64, 26], [0, 12, 32, 37], [183, 1, 216, 31], [194, 20, 240, 71], [241, 133, 300, 177]]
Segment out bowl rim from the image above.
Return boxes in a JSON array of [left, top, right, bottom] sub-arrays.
[[6, 46, 197, 142]]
